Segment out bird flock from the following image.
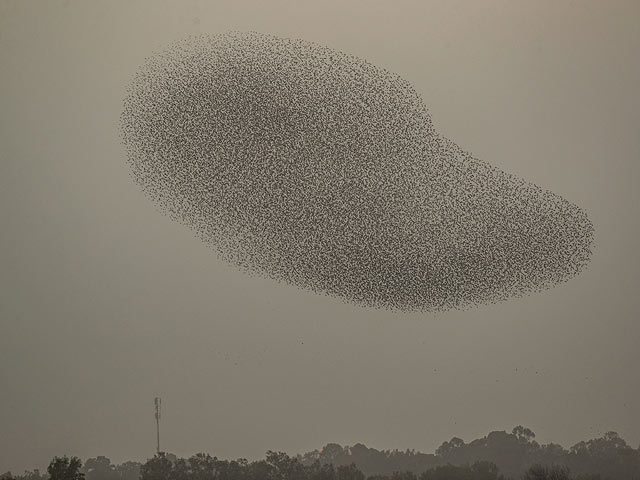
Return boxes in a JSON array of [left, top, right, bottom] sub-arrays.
[[120, 32, 594, 312]]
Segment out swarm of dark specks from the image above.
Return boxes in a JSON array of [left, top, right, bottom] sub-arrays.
[[120, 32, 594, 312]]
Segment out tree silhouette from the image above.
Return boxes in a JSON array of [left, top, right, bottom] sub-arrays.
[[83, 457, 117, 480], [47, 457, 84, 480], [523, 464, 570, 480], [512, 426, 536, 444], [336, 464, 364, 480], [139, 453, 173, 480]]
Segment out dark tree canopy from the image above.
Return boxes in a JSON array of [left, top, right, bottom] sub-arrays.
[[8, 427, 640, 480], [47, 457, 84, 480]]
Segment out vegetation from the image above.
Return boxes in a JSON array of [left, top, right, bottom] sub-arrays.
[[2, 427, 639, 480], [296, 427, 640, 479]]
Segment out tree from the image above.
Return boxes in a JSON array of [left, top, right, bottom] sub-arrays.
[[185, 454, 218, 480], [435, 438, 465, 457], [114, 462, 141, 480], [47, 457, 85, 480], [469, 461, 504, 480], [13, 470, 47, 480], [420, 464, 473, 480], [388, 472, 417, 480], [322, 444, 349, 468], [306, 461, 335, 480], [336, 464, 365, 480], [523, 465, 571, 480], [266, 450, 306, 480], [140, 454, 173, 480], [512, 426, 536, 443], [83, 457, 118, 480]]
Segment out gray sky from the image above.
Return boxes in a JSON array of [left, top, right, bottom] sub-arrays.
[[1, 0, 639, 474]]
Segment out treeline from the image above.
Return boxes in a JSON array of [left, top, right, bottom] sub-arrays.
[[297, 427, 640, 479], [3, 427, 639, 480], [0, 452, 620, 480]]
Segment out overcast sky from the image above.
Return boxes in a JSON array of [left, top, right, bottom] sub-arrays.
[[1, 0, 639, 474]]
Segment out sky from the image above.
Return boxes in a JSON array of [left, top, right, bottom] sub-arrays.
[[1, 0, 639, 474]]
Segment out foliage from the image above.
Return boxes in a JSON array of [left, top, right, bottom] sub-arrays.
[[9, 427, 640, 480], [83, 457, 140, 480], [523, 465, 571, 480], [47, 457, 85, 480], [419, 461, 504, 480]]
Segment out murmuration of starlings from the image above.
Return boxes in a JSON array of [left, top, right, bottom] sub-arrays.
[[120, 32, 594, 312]]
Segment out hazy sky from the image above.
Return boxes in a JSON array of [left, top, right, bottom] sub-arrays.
[[1, 0, 639, 474]]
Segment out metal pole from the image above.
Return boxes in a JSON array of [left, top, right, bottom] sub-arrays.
[[154, 397, 161, 454]]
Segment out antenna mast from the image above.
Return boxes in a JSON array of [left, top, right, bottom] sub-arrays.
[[154, 397, 161, 454]]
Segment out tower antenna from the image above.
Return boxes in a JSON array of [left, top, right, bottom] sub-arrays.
[[154, 397, 161, 454]]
